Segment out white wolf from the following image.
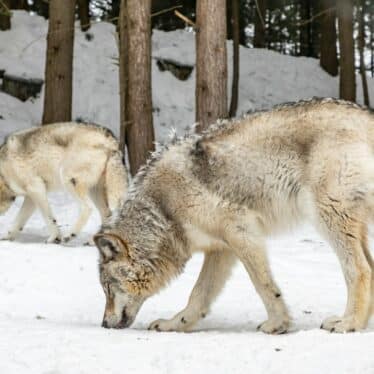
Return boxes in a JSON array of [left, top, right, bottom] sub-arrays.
[[0, 123, 128, 243], [94, 98, 374, 334]]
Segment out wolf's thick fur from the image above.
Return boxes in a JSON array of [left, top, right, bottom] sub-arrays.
[[95, 98, 374, 333], [0, 122, 128, 243]]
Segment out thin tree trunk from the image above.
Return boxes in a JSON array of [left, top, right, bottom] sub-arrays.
[[196, 0, 228, 131], [77, 0, 90, 32], [42, 0, 75, 124], [226, 0, 232, 40], [119, 1, 127, 149], [320, 0, 338, 75], [119, 0, 154, 175], [371, 4, 374, 77], [33, 0, 49, 18], [358, 0, 369, 106], [10, 0, 27, 9], [299, 0, 312, 56], [229, 0, 239, 117], [310, 1, 321, 58], [253, 0, 266, 48], [337, 0, 356, 102], [0, 0, 11, 30]]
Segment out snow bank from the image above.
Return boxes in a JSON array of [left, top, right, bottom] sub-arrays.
[[1, 11, 373, 143]]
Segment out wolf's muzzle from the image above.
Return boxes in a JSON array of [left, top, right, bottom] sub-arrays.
[[102, 309, 129, 329]]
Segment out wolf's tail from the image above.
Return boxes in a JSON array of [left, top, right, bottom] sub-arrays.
[[104, 150, 128, 212]]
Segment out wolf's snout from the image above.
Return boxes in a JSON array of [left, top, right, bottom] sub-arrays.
[[102, 309, 129, 329], [102, 319, 109, 328]]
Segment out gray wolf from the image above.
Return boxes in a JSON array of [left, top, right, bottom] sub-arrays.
[[94, 98, 374, 334], [0, 122, 128, 243]]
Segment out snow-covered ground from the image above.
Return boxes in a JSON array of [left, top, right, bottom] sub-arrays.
[[1, 10, 374, 374], [1, 198, 374, 374]]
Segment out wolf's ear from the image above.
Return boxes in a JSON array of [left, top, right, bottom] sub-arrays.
[[94, 233, 127, 263]]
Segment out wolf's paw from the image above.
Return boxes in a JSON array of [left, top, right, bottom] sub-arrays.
[[84, 238, 95, 246], [148, 318, 189, 332], [46, 235, 62, 244], [320, 315, 362, 333], [257, 317, 290, 334], [1, 233, 15, 241], [63, 233, 76, 243]]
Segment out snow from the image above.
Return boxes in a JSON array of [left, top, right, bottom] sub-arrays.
[[1, 10, 374, 374]]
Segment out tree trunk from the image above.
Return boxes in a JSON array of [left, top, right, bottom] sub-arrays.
[[319, 0, 338, 76], [0, 0, 11, 31], [337, 0, 356, 102], [358, 0, 369, 106], [299, 0, 311, 56], [196, 0, 228, 131], [310, 1, 321, 58], [253, 0, 266, 48], [10, 0, 27, 9], [33, 0, 49, 18], [119, 0, 154, 175], [226, 0, 232, 40], [229, 0, 239, 117], [42, 0, 75, 124], [77, 0, 90, 32]]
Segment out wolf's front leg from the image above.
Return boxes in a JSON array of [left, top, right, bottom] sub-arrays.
[[3, 197, 35, 240], [27, 180, 61, 243], [318, 216, 372, 333], [223, 216, 290, 334], [149, 251, 236, 332]]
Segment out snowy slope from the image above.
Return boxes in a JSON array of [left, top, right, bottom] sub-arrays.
[[1, 10, 374, 374], [1, 11, 374, 143]]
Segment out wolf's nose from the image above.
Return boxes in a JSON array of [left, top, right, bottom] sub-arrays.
[[102, 320, 109, 328]]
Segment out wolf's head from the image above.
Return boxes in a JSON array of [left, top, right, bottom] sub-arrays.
[[0, 176, 15, 214], [94, 199, 187, 329]]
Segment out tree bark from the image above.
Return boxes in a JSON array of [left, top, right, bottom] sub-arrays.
[[33, 0, 49, 18], [229, 0, 239, 117], [119, 0, 154, 175], [319, 0, 338, 76], [253, 0, 266, 48], [337, 0, 356, 102], [10, 0, 27, 9], [42, 0, 75, 124], [310, 1, 321, 58], [371, 6, 374, 77], [299, 0, 311, 56], [196, 0, 228, 131], [358, 0, 369, 106], [0, 0, 11, 31], [77, 0, 90, 32]]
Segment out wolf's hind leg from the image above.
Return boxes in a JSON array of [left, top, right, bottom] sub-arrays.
[[3, 197, 35, 240], [64, 180, 92, 241], [148, 251, 236, 332], [318, 203, 372, 332], [90, 183, 111, 223]]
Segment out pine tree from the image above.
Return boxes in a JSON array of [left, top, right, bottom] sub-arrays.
[[319, 0, 338, 76], [337, 0, 356, 102], [253, 0, 266, 48], [196, 0, 228, 131], [0, 0, 11, 30], [42, 0, 75, 124], [119, 0, 154, 175], [229, 0, 240, 117]]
